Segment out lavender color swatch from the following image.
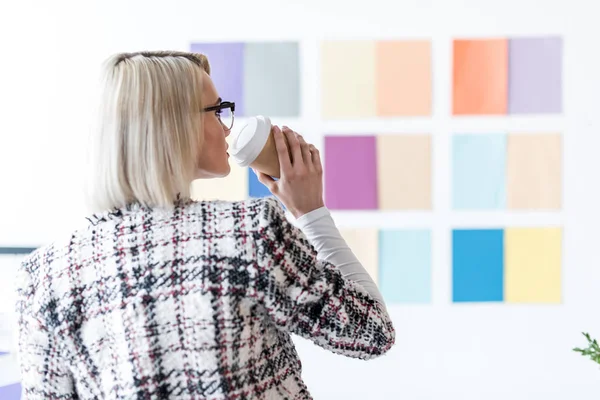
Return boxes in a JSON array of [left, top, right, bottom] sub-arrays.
[[325, 136, 378, 210], [190, 42, 245, 115], [0, 383, 20, 399], [508, 37, 562, 114]]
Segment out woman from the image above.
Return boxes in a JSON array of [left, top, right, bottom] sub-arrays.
[[15, 50, 395, 399]]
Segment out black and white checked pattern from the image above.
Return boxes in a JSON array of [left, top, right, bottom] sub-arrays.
[[15, 197, 395, 399]]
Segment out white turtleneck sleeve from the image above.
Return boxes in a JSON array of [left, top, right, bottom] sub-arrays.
[[292, 207, 386, 309]]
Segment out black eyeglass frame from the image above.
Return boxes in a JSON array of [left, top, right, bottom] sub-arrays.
[[203, 100, 235, 130]]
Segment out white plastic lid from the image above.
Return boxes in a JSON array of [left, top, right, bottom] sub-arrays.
[[229, 115, 272, 167]]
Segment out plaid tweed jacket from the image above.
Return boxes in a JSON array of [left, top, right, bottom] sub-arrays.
[[15, 196, 395, 399]]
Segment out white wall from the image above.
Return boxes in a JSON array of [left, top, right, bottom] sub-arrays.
[[1, 0, 600, 398]]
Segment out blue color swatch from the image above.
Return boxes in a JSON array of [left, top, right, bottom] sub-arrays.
[[453, 229, 504, 302], [452, 134, 506, 209], [248, 169, 272, 198], [379, 230, 431, 303]]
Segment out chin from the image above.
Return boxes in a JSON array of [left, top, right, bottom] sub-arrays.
[[196, 165, 231, 179]]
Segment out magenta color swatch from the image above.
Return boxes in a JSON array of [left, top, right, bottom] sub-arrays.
[[190, 42, 245, 115], [324, 136, 378, 210], [508, 37, 562, 114]]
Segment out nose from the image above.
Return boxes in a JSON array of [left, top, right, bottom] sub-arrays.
[[223, 125, 231, 137]]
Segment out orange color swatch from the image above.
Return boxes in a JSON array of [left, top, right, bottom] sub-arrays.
[[376, 40, 432, 116], [453, 39, 508, 115]]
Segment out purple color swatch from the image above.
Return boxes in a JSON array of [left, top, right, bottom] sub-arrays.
[[324, 136, 378, 210], [190, 42, 245, 115], [508, 37, 562, 114], [0, 383, 20, 399]]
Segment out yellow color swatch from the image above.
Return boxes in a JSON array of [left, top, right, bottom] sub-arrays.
[[507, 134, 562, 209], [339, 228, 379, 285], [377, 135, 431, 209], [190, 164, 248, 201], [504, 227, 562, 303], [321, 40, 376, 118], [376, 40, 431, 116]]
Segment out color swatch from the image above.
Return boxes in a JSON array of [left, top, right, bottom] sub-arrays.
[[453, 39, 508, 115], [339, 228, 379, 284], [324, 136, 378, 210], [379, 230, 431, 303], [376, 135, 431, 210], [452, 133, 561, 210], [508, 37, 563, 114], [248, 168, 272, 198], [336, 228, 432, 304], [321, 40, 431, 118], [190, 164, 248, 202], [452, 228, 562, 303], [452, 134, 507, 209], [453, 36, 562, 115], [504, 228, 562, 303], [325, 134, 432, 210], [0, 383, 20, 400], [507, 134, 562, 209], [190, 42, 300, 117], [376, 41, 432, 116], [453, 229, 504, 302]]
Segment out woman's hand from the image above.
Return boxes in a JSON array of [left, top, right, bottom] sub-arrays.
[[255, 126, 325, 219]]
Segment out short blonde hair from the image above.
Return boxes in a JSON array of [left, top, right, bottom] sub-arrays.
[[86, 51, 210, 213]]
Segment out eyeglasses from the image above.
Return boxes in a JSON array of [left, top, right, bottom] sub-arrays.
[[203, 100, 235, 130]]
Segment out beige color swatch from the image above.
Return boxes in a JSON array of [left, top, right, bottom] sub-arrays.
[[505, 227, 562, 303], [376, 40, 431, 116], [377, 135, 431, 209], [321, 40, 376, 118], [339, 228, 379, 285], [507, 134, 562, 209], [190, 163, 248, 201]]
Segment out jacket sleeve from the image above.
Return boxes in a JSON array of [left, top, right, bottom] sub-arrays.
[[14, 252, 78, 399], [250, 198, 395, 360]]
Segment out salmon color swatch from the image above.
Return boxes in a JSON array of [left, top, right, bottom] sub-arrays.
[[453, 39, 508, 115], [376, 41, 431, 116]]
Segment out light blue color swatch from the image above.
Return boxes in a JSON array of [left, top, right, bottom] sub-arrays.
[[379, 230, 431, 303], [452, 229, 504, 302], [452, 134, 506, 209], [244, 42, 300, 117]]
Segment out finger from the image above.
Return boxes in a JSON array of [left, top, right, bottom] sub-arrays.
[[297, 135, 312, 169], [310, 145, 323, 174], [272, 126, 292, 172], [282, 126, 302, 165]]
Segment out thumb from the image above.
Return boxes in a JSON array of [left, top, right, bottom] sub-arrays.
[[254, 169, 278, 192]]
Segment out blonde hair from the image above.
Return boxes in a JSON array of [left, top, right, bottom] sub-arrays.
[[85, 51, 211, 213]]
